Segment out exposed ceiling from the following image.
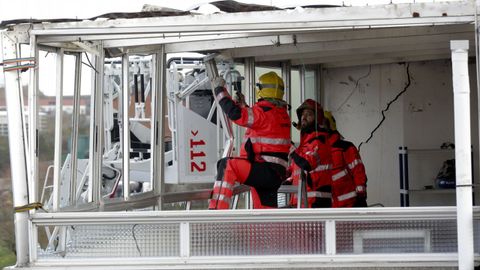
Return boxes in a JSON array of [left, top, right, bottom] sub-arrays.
[[3, 1, 476, 68]]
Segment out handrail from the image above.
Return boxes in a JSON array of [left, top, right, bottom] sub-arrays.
[[31, 206, 480, 226], [59, 185, 251, 212], [40, 165, 55, 204]]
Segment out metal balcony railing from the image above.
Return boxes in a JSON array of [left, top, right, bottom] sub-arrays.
[[27, 207, 480, 269]]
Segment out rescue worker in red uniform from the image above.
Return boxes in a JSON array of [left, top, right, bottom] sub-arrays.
[[287, 99, 333, 208], [324, 111, 368, 207], [209, 72, 291, 209]]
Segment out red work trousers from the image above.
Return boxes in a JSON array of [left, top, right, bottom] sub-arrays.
[[209, 157, 285, 210]]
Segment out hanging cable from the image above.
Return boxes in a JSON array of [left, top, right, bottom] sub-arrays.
[[132, 224, 142, 256], [358, 63, 411, 152]]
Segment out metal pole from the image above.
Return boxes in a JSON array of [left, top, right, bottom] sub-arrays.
[[27, 34, 39, 263], [315, 64, 322, 103], [93, 45, 105, 204], [52, 48, 64, 212], [122, 54, 130, 201], [28, 34, 39, 207], [281, 61, 291, 107], [69, 53, 82, 206], [1, 31, 30, 266], [244, 57, 256, 105], [87, 53, 96, 203], [299, 65, 306, 102], [475, 0, 480, 207], [152, 46, 166, 209], [450, 40, 474, 270]]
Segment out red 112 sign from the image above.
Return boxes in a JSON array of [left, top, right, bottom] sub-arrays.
[[190, 130, 206, 172]]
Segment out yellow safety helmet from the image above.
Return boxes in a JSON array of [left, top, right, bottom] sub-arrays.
[[324, 111, 337, 131], [256, 71, 284, 100]]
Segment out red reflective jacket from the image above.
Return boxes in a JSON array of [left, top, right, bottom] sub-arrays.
[[238, 100, 291, 162], [288, 129, 332, 207], [216, 87, 291, 166], [328, 131, 367, 207]]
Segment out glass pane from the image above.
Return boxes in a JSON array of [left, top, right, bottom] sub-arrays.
[[304, 69, 317, 101], [73, 53, 94, 205], [290, 69, 301, 144], [101, 56, 123, 200], [37, 51, 57, 209], [126, 55, 154, 196], [38, 224, 180, 258], [336, 220, 457, 254], [191, 221, 325, 255]]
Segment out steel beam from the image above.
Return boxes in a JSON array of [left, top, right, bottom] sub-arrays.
[[1, 31, 30, 267], [152, 46, 166, 209], [121, 53, 130, 201], [52, 48, 64, 212], [29, 2, 475, 37]]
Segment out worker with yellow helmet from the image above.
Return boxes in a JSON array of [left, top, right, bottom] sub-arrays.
[[256, 71, 285, 100], [324, 111, 368, 207], [209, 71, 291, 209]]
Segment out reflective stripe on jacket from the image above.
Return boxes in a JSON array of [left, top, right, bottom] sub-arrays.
[[328, 131, 367, 207], [215, 86, 291, 166], [288, 129, 332, 207]]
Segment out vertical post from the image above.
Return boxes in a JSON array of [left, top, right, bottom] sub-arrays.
[[152, 47, 165, 208], [299, 65, 306, 102], [398, 146, 410, 207], [404, 147, 410, 207], [179, 222, 190, 257], [52, 48, 64, 211], [243, 57, 255, 208], [450, 40, 474, 270], [88, 45, 105, 204], [28, 34, 39, 207], [244, 57, 256, 105], [325, 220, 336, 255], [315, 65, 322, 103], [475, 0, 480, 207], [87, 53, 96, 202], [69, 53, 82, 205], [399, 146, 405, 207], [2, 32, 30, 266], [281, 61, 291, 107], [122, 54, 130, 201], [93, 46, 105, 203], [29, 224, 38, 263]]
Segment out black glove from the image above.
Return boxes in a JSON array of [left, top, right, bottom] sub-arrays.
[[354, 197, 368, 207], [290, 152, 311, 172]]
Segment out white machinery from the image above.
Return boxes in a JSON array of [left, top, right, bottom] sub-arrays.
[[1, 1, 480, 269]]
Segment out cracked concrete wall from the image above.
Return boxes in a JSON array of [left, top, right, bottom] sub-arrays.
[[322, 60, 479, 207]]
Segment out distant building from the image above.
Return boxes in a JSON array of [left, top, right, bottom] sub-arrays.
[[0, 110, 48, 136], [37, 96, 91, 115], [0, 95, 89, 136]]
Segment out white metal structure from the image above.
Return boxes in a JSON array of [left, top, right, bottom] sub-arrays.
[[2, 1, 480, 269]]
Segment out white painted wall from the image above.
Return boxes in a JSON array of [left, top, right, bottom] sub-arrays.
[[322, 60, 479, 207]]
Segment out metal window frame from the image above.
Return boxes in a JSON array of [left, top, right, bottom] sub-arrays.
[[52, 48, 64, 212], [28, 34, 39, 208], [3, 3, 480, 268], [121, 53, 130, 201], [69, 52, 82, 206], [281, 61, 292, 108], [152, 46, 166, 208]]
